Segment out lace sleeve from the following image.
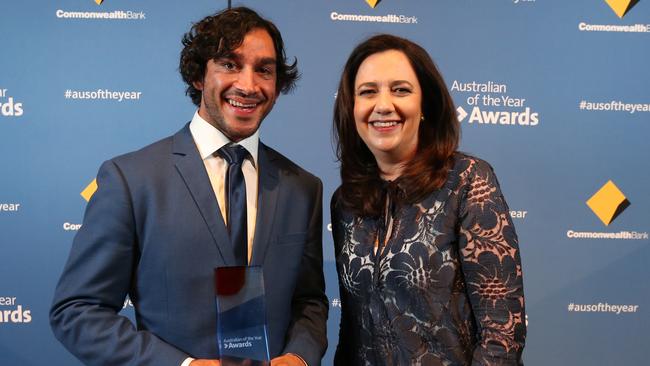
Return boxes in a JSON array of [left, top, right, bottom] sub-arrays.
[[330, 188, 353, 363], [457, 159, 526, 365]]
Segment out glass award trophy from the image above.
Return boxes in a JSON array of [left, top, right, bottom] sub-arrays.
[[215, 266, 270, 366]]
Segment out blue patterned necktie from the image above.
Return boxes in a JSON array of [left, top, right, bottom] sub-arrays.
[[218, 144, 249, 266]]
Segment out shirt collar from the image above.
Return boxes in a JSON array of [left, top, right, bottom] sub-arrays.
[[189, 111, 259, 167]]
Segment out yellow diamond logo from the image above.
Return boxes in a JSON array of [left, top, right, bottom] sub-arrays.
[[366, 0, 381, 8], [81, 179, 98, 202], [95, 0, 104, 5], [586, 180, 630, 226], [605, 0, 640, 18]]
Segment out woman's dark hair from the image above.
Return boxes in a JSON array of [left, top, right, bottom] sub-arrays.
[[333, 34, 460, 217], [179, 7, 299, 106]]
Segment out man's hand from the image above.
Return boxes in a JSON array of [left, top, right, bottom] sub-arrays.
[[271, 353, 306, 366], [189, 360, 220, 366]]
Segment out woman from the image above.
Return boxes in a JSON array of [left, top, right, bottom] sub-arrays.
[[331, 34, 526, 365]]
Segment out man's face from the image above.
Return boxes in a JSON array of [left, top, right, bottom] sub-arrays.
[[194, 28, 278, 142]]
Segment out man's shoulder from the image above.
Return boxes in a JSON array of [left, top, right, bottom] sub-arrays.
[[110, 125, 189, 167], [113, 136, 171, 164], [261, 143, 321, 185], [95, 125, 192, 184]]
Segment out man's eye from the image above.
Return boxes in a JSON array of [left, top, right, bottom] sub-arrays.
[[221, 61, 236, 70]]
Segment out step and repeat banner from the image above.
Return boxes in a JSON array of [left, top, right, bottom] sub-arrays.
[[1, 1, 648, 365]]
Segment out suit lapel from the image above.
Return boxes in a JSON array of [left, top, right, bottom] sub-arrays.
[[171, 124, 235, 265], [250, 143, 280, 266]]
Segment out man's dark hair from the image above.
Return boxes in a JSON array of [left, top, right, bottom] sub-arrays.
[[333, 34, 460, 217], [179, 7, 299, 106]]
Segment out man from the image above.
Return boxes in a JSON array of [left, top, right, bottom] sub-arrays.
[[50, 7, 328, 366]]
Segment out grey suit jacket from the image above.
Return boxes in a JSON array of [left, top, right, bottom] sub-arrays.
[[50, 124, 328, 366]]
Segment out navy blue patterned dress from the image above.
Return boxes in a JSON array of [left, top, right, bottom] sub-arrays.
[[331, 154, 525, 365]]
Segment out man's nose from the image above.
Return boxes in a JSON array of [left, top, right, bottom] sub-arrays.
[[233, 67, 257, 94]]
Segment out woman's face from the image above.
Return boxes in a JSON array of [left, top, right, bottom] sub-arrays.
[[353, 49, 422, 166]]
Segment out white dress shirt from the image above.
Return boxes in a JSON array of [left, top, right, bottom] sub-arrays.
[[189, 111, 259, 260]]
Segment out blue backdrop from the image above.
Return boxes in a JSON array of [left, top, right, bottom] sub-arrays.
[[1, 1, 648, 365]]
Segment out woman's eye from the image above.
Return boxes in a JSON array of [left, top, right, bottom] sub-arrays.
[[358, 89, 376, 96]]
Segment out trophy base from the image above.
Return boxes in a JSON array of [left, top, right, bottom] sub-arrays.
[[221, 355, 270, 366]]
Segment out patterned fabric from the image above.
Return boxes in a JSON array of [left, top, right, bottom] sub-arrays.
[[331, 154, 525, 366]]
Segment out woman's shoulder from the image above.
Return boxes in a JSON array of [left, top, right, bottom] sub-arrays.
[[330, 186, 343, 211], [450, 152, 497, 180], [442, 152, 502, 197], [330, 185, 368, 227], [330, 186, 350, 221]]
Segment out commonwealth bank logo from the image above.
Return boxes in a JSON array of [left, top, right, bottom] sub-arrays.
[[95, 0, 104, 4], [586, 180, 630, 226], [365, 0, 381, 8], [81, 179, 98, 202], [605, 0, 640, 18]]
